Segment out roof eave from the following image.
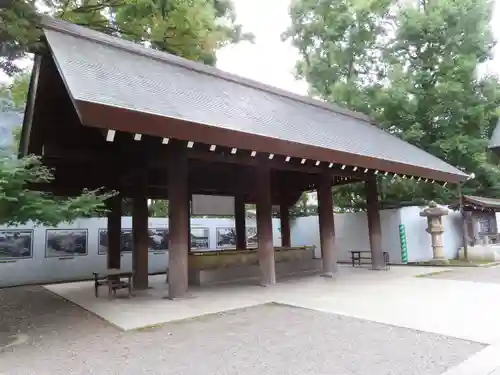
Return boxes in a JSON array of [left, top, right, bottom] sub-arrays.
[[18, 55, 42, 158], [74, 99, 468, 183]]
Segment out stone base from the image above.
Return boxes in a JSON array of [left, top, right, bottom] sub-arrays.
[[425, 259, 450, 265], [459, 245, 500, 262], [188, 259, 323, 286]]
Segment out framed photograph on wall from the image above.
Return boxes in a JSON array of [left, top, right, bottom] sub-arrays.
[[98, 229, 133, 254], [0, 230, 33, 260], [191, 227, 209, 250], [45, 229, 88, 257], [246, 227, 258, 248], [148, 228, 168, 251], [216, 227, 236, 248]]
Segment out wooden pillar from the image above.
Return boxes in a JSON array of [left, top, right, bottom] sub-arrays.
[[132, 168, 149, 289], [106, 193, 121, 270], [317, 173, 336, 276], [187, 194, 192, 252], [256, 167, 276, 286], [235, 196, 246, 250], [366, 176, 384, 270], [280, 203, 291, 248], [168, 147, 189, 298]]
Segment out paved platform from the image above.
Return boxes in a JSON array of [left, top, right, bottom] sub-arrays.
[[0, 292, 481, 375], [44, 265, 500, 345], [44, 266, 425, 330], [3, 265, 500, 374]]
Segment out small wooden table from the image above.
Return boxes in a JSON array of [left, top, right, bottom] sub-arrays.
[[93, 269, 133, 298], [350, 251, 390, 270]]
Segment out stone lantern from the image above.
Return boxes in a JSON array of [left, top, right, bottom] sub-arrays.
[[420, 202, 449, 262]]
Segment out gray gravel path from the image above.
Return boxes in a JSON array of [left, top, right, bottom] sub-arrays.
[[0, 286, 484, 375], [425, 266, 500, 284]]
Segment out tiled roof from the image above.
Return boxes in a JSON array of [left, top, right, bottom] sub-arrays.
[[40, 17, 467, 182], [463, 195, 500, 209]]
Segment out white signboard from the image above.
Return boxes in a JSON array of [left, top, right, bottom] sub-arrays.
[[192, 195, 235, 216]]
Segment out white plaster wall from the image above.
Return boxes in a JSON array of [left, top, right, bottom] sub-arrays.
[[0, 217, 282, 287], [290, 207, 462, 265], [0, 207, 466, 287], [379, 209, 404, 264], [290, 210, 401, 263], [399, 206, 462, 262]]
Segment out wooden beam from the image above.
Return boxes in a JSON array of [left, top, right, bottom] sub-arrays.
[[183, 148, 369, 179]]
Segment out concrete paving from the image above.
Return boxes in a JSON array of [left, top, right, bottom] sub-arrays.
[[46, 266, 500, 345], [5, 265, 500, 374], [0, 288, 483, 375], [425, 265, 500, 284], [441, 343, 500, 375]]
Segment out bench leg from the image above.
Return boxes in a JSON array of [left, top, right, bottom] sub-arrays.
[[94, 281, 99, 298], [384, 253, 390, 270]]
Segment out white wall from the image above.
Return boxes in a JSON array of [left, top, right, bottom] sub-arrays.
[[290, 206, 463, 265], [399, 207, 462, 262], [0, 206, 466, 287], [290, 210, 401, 263], [0, 217, 282, 287]]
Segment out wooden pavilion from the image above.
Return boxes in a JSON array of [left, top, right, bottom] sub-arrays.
[[451, 196, 500, 245], [19, 17, 468, 298]]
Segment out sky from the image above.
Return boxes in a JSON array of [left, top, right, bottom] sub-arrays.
[[216, 0, 500, 94], [216, 0, 308, 95], [2, 0, 500, 91]]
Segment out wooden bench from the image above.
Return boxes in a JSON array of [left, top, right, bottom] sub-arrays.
[[350, 250, 390, 270], [93, 269, 133, 298]]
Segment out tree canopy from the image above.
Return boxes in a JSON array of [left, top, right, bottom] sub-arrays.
[[284, 0, 500, 210], [0, 0, 254, 223], [0, 153, 114, 226], [0, 0, 254, 75]]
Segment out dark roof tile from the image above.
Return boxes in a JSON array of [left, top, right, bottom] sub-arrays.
[[40, 16, 467, 182]]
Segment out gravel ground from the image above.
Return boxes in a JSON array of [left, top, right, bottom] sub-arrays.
[[0, 286, 484, 375], [426, 266, 500, 284]]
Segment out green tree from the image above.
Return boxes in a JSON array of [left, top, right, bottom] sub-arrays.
[[289, 192, 318, 217], [285, 0, 500, 209], [0, 72, 30, 109], [149, 199, 168, 217], [0, 153, 114, 226], [0, 0, 253, 76], [0, 0, 252, 223]]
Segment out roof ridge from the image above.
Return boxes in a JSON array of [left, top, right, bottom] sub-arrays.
[[40, 15, 373, 124]]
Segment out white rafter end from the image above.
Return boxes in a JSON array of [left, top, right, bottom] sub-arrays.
[[106, 130, 116, 142]]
